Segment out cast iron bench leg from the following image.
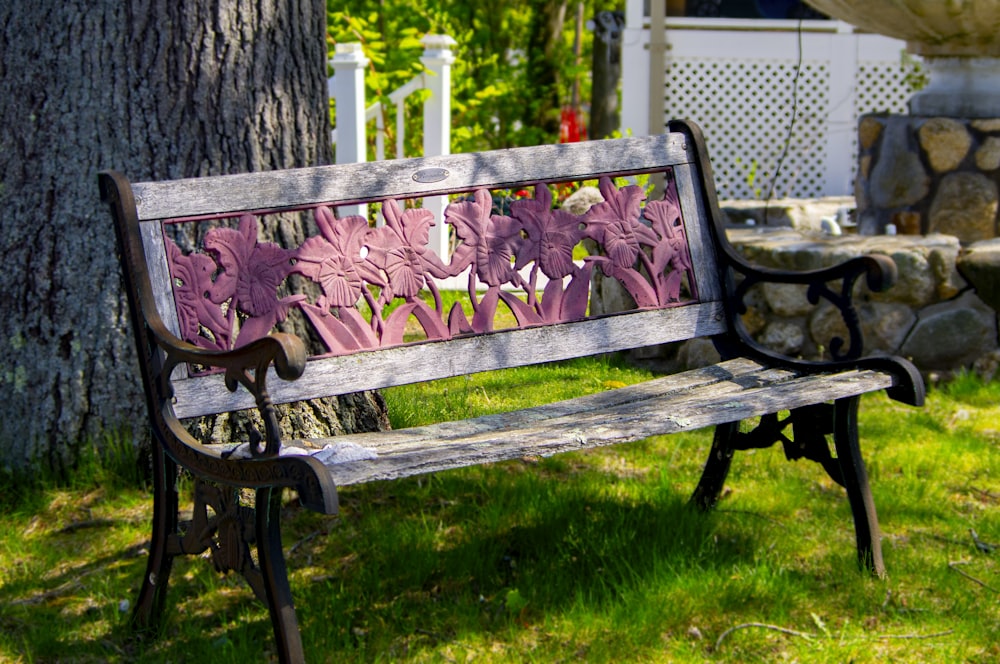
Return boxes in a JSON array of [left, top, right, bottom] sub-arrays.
[[833, 395, 886, 578], [690, 421, 739, 511], [132, 443, 179, 634], [256, 487, 306, 663]]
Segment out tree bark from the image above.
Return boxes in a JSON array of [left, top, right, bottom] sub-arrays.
[[0, 1, 388, 475]]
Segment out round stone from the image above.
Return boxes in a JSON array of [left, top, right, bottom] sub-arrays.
[[809, 301, 916, 357], [972, 119, 1000, 133], [928, 172, 999, 242], [919, 118, 972, 172], [762, 282, 813, 317], [759, 321, 805, 356], [859, 116, 884, 151], [870, 121, 930, 208], [957, 238, 1000, 311], [975, 136, 1000, 171], [900, 292, 997, 370]]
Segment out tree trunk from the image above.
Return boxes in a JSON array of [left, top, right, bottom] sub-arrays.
[[0, 1, 388, 475], [523, 0, 569, 143], [590, 10, 625, 140]]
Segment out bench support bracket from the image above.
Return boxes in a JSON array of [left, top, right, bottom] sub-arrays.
[[131, 444, 179, 637], [691, 396, 884, 577], [130, 453, 305, 662]]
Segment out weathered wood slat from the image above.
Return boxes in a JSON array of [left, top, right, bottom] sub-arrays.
[[138, 219, 190, 378], [673, 161, 723, 303], [170, 302, 728, 419], [307, 364, 896, 487], [132, 134, 689, 221], [317, 357, 775, 450]]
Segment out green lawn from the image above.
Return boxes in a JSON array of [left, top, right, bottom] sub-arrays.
[[2, 362, 999, 662]]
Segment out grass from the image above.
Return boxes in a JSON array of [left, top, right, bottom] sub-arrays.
[[2, 359, 1000, 662]]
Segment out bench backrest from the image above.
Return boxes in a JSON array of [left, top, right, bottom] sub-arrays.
[[115, 125, 727, 419]]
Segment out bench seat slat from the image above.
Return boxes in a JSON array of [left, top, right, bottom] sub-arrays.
[[315, 357, 774, 449], [282, 360, 896, 487]]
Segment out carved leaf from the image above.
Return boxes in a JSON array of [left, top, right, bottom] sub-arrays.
[[583, 178, 658, 269], [471, 286, 501, 332], [499, 291, 546, 327], [587, 256, 658, 308], [299, 302, 377, 355], [408, 300, 452, 341], [166, 239, 232, 350], [559, 264, 592, 321], [448, 301, 474, 335]]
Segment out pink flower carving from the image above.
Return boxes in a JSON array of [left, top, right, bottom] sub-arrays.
[[293, 208, 373, 309], [511, 184, 584, 280], [165, 239, 233, 350], [289, 207, 381, 355], [446, 188, 523, 288], [365, 198, 450, 300], [203, 214, 300, 347], [583, 178, 658, 269], [643, 180, 696, 303], [361, 198, 453, 344]]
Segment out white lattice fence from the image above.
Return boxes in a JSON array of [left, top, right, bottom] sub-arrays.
[[621, 14, 921, 199], [853, 59, 922, 120], [665, 56, 831, 199]]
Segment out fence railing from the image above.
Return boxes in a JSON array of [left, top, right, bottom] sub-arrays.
[[329, 35, 456, 258], [621, 2, 921, 200]]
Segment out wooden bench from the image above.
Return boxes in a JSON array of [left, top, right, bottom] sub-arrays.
[[99, 119, 924, 662]]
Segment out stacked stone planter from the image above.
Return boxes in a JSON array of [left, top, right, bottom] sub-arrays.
[[856, 115, 1000, 241], [573, 185, 1000, 380]]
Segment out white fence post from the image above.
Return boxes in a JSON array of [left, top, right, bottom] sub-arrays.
[[331, 42, 368, 218], [419, 34, 456, 259]]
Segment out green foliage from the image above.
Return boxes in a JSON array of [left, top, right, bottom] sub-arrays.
[[9, 290, 998, 660], [900, 50, 929, 94], [327, 0, 619, 156], [383, 354, 655, 429], [935, 368, 1000, 407]]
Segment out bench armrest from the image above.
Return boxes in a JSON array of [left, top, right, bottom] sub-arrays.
[[155, 330, 307, 457], [716, 236, 924, 407], [726, 253, 894, 362], [99, 169, 308, 457], [668, 120, 923, 407]]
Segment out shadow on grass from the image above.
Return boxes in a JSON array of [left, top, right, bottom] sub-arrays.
[[281, 461, 773, 659], [0, 455, 814, 662]]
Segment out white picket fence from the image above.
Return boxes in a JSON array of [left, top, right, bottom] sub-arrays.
[[621, 1, 923, 200], [329, 35, 456, 258]]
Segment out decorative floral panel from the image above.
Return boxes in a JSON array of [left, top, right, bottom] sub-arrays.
[[163, 172, 698, 368]]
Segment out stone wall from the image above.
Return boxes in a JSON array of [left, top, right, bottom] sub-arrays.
[[603, 227, 1000, 381], [855, 114, 1000, 241]]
